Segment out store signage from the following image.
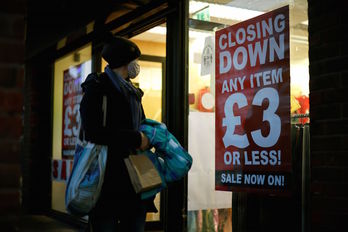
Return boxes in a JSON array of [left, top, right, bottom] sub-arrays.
[[201, 36, 214, 76], [62, 64, 84, 158], [215, 6, 290, 193], [52, 159, 73, 182], [195, 8, 210, 22]]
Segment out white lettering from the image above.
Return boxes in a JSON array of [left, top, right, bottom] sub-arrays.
[[274, 14, 285, 33], [233, 151, 241, 165], [272, 68, 283, 83], [244, 174, 265, 185], [270, 34, 284, 62], [262, 18, 273, 37], [233, 46, 248, 70], [219, 34, 227, 50], [242, 150, 282, 166], [236, 28, 246, 44], [228, 32, 236, 47], [224, 151, 232, 165], [247, 24, 256, 42], [248, 39, 268, 67], [219, 51, 232, 74]]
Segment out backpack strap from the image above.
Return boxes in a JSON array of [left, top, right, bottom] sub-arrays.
[[102, 95, 107, 127]]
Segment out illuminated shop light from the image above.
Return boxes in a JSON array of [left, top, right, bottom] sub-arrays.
[[189, 0, 263, 22]]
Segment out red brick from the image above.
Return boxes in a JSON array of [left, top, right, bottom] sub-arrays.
[[311, 182, 348, 198], [312, 151, 348, 167], [0, 66, 24, 88], [309, 61, 323, 76], [0, 190, 20, 214], [0, 140, 20, 163], [1, 1, 26, 14], [0, 14, 12, 37], [309, 91, 322, 106], [0, 67, 17, 88], [0, 114, 22, 139], [341, 135, 348, 150], [310, 41, 340, 60], [342, 72, 348, 87], [312, 196, 348, 213], [311, 135, 341, 152], [310, 73, 341, 91], [0, 164, 21, 188], [310, 103, 341, 121], [321, 27, 341, 44], [309, 1, 348, 230], [311, 211, 348, 232], [15, 67, 25, 89], [325, 56, 348, 73], [0, 89, 23, 113], [0, 14, 26, 39], [0, 41, 25, 64], [308, 16, 321, 34], [327, 88, 348, 104], [312, 166, 348, 183], [311, 119, 348, 136], [343, 103, 348, 118], [12, 16, 25, 38]]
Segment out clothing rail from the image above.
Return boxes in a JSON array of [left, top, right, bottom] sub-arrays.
[[291, 113, 309, 119]]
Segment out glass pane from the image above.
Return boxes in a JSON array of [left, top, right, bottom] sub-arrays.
[[132, 33, 165, 221], [52, 44, 92, 214], [134, 60, 163, 122], [188, 0, 308, 231], [130, 59, 163, 222]]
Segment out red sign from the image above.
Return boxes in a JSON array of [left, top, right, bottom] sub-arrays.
[[62, 64, 84, 159], [215, 6, 290, 193], [52, 159, 74, 182]]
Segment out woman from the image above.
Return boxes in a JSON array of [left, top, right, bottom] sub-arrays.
[[80, 35, 153, 231]]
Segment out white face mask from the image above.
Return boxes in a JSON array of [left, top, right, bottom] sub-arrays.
[[127, 60, 140, 79]]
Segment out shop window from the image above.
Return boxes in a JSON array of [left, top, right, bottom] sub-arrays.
[[187, 1, 308, 231], [52, 44, 92, 214]]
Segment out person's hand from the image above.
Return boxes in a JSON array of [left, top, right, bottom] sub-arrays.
[[139, 132, 150, 151]]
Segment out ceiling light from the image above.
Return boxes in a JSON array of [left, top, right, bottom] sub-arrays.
[[190, 1, 263, 22]]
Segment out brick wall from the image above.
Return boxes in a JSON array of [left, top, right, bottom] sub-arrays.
[[21, 55, 52, 213], [0, 0, 26, 229], [309, 1, 348, 231]]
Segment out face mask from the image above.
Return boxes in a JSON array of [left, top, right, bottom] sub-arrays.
[[128, 60, 140, 79]]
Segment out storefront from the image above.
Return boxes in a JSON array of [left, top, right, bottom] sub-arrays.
[[186, 1, 309, 231], [24, 0, 310, 231]]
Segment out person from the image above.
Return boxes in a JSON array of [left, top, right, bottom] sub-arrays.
[[79, 34, 153, 231]]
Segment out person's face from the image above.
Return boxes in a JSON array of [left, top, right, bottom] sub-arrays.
[[127, 60, 140, 79]]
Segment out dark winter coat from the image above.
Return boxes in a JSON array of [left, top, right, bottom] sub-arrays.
[[79, 72, 153, 215]]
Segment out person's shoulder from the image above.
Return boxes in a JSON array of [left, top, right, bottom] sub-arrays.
[[81, 72, 108, 93]]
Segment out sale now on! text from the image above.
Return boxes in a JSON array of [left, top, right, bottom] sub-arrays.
[[220, 173, 285, 187]]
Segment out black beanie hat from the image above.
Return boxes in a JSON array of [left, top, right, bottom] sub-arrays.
[[101, 35, 141, 69]]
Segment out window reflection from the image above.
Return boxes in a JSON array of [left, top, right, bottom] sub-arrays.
[[187, 1, 309, 231]]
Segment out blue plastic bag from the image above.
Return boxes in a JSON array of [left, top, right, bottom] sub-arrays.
[[65, 140, 107, 216], [140, 119, 193, 183]]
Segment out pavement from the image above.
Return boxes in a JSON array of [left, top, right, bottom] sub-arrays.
[[16, 215, 86, 232]]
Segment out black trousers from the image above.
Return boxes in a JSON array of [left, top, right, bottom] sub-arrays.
[[88, 202, 147, 232]]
